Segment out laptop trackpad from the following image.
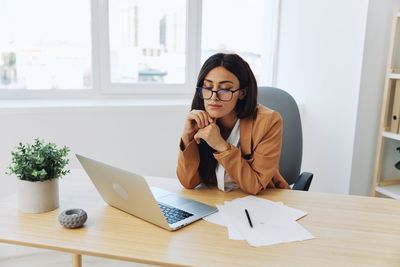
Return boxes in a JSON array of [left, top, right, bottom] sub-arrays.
[[150, 186, 173, 199], [159, 194, 192, 206]]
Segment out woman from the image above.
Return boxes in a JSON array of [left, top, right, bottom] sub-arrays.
[[177, 53, 289, 195]]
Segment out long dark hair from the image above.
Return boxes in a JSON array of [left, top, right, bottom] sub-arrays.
[[191, 53, 258, 185]]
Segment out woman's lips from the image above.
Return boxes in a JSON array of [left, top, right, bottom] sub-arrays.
[[208, 104, 222, 109]]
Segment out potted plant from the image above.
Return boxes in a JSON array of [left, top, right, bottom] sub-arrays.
[[6, 138, 70, 213]]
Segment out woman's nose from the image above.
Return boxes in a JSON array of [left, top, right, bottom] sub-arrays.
[[210, 86, 220, 100], [210, 91, 219, 100]]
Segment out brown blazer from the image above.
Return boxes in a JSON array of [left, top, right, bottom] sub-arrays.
[[176, 104, 290, 195]]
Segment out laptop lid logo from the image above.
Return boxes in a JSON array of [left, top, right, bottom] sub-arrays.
[[112, 183, 129, 200]]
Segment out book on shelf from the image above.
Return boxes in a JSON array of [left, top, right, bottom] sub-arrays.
[[390, 80, 400, 133]]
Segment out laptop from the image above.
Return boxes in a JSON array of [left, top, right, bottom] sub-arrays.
[[76, 154, 217, 231]]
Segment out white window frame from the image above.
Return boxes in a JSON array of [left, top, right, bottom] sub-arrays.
[[0, 0, 279, 99], [100, 0, 202, 95]]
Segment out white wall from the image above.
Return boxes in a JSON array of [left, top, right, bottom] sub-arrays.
[[277, 0, 369, 193], [0, 103, 189, 197], [350, 0, 400, 195]]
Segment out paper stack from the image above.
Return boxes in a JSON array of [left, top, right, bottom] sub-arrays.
[[203, 195, 315, 247]]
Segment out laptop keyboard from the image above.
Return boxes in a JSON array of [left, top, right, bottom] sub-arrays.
[[158, 203, 193, 224]]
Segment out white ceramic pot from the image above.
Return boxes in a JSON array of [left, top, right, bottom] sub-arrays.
[[18, 178, 59, 213]]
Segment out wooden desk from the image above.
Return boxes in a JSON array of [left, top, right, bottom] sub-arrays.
[[1, 170, 400, 267]]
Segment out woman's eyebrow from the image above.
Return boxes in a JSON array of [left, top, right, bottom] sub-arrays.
[[204, 79, 234, 84]]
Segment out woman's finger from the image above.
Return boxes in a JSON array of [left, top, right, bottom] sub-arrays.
[[199, 111, 211, 128], [199, 111, 209, 127], [193, 115, 203, 128], [193, 132, 201, 144]]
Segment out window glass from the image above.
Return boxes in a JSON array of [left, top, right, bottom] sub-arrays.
[[0, 0, 92, 90], [109, 0, 186, 84], [201, 0, 277, 86]]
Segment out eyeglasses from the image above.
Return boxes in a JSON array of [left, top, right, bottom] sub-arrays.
[[196, 87, 242, 102]]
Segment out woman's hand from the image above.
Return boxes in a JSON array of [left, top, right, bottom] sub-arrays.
[[194, 123, 230, 152], [182, 110, 214, 146]]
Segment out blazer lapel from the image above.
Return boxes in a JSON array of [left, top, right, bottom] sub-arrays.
[[240, 116, 253, 156]]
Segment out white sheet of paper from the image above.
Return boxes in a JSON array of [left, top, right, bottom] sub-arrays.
[[203, 204, 244, 239], [203, 195, 315, 247], [203, 206, 226, 227], [222, 199, 314, 246], [229, 196, 307, 221]]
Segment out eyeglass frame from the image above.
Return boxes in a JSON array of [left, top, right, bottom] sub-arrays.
[[196, 87, 243, 102]]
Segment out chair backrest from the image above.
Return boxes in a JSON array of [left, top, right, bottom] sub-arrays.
[[258, 87, 303, 185]]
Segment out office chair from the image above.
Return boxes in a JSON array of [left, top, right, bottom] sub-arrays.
[[258, 87, 313, 191]]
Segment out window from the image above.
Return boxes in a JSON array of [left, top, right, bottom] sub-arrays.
[[108, 0, 187, 84], [201, 0, 279, 86], [0, 0, 92, 90], [0, 0, 279, 96]]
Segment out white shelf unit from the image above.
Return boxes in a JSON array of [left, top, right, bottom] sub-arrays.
[[387, 72, 400, 79], [383, 131, 400, 141], [375, 185, 400, 200], [372, 9, 400, 199]]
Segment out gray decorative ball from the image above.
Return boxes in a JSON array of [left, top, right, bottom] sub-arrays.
[[58, 208, 88, 228]]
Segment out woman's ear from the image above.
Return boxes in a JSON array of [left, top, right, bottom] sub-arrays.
[[239, 88, 247, 100]]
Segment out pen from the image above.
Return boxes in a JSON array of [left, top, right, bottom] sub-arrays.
[[245, 209, 253, 228]]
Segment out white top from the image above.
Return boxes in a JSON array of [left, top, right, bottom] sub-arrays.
[[216, 119, 240, 192]]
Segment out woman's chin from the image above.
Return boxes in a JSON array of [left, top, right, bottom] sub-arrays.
[[206, 110, 223, 119]]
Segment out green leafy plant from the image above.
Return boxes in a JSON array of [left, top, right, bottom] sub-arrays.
[[7, 138, 70, 182], [396, 147, 400, 171]]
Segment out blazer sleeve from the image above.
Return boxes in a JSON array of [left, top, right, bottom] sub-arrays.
[[213, 112, 284, 195], [176, 139, 202, 189]]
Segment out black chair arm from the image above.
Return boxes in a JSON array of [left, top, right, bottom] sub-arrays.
[[292, 172, 313, 191]]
